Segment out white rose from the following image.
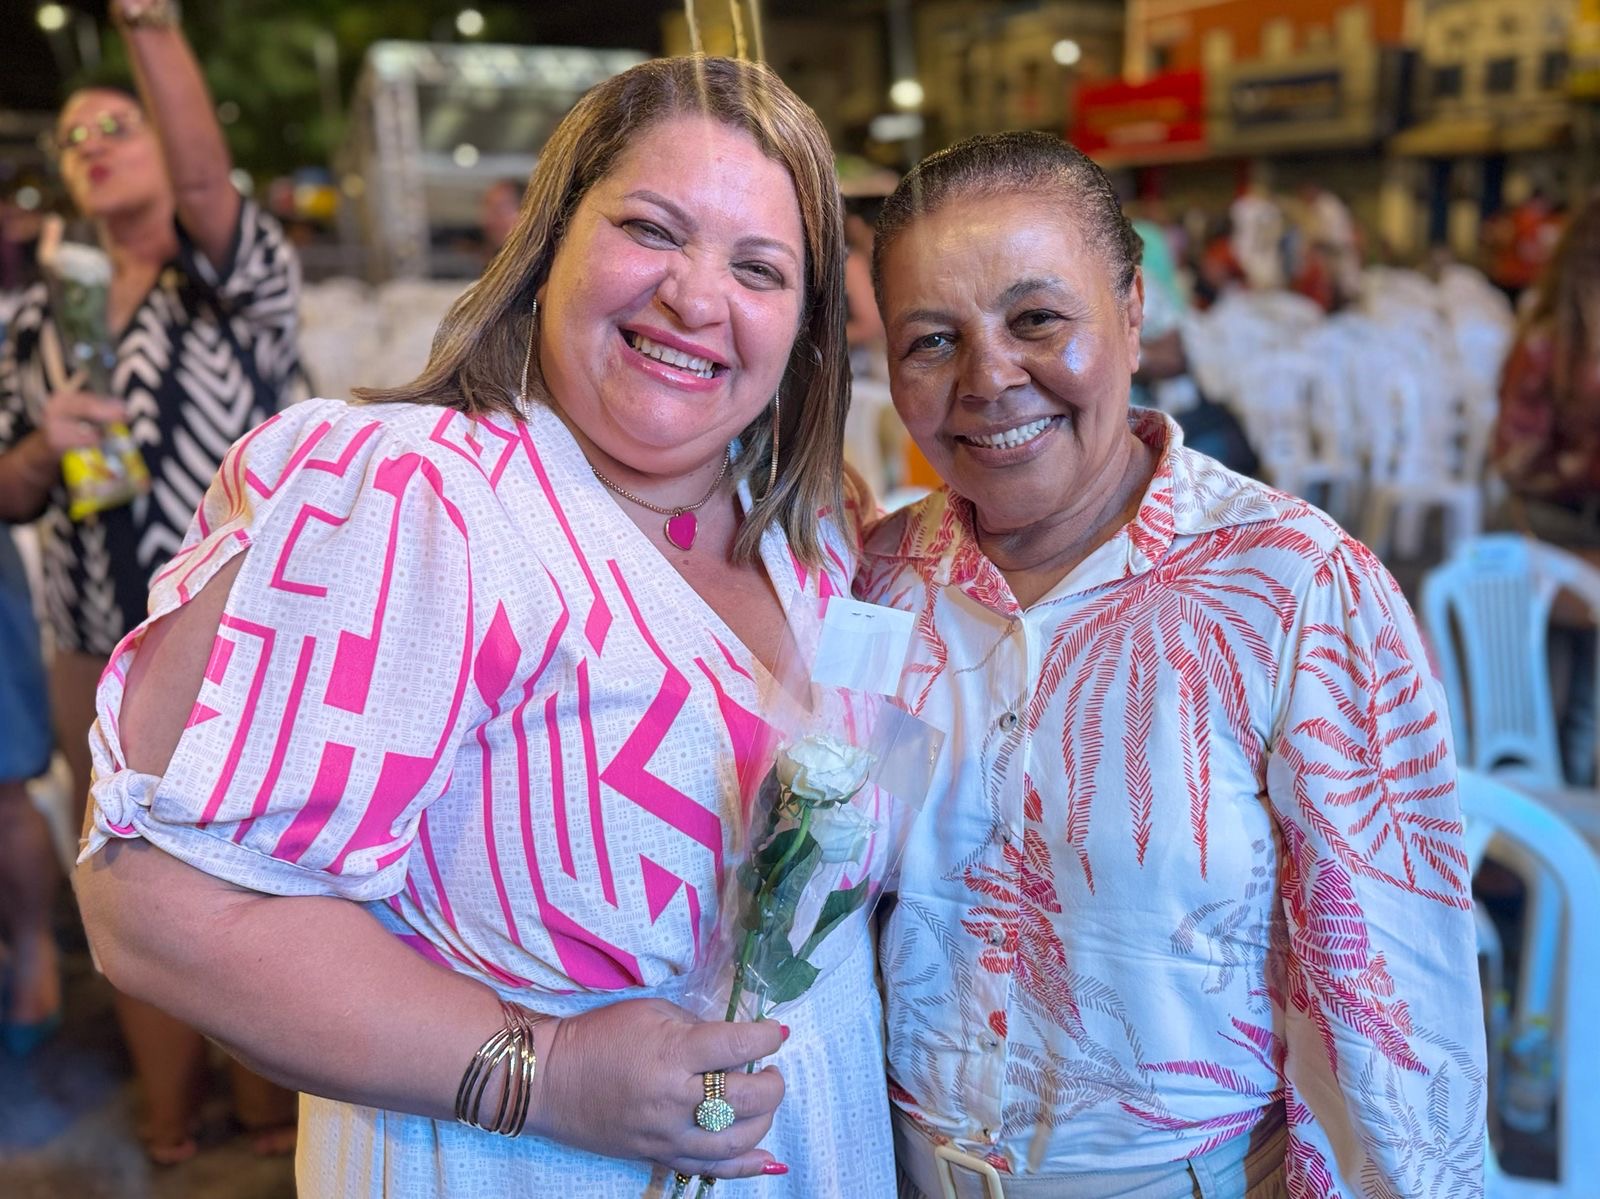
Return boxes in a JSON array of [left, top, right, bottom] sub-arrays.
[[811, 801, 877, 865], [50, 242, 112, 289], [775, 734, 872, 807]]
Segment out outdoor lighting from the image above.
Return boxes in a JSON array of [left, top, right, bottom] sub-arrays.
[[453, 143, 480, 168], [1052, 39, 1082, 66], [15, 186, 41, 210], [888, 78, 924, 110], [869, 112, 924, 142], [455, 8, 485, 38], [36, 3, 68, 32]]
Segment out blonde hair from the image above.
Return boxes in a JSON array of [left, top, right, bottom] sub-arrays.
[[358, 55, 849, 566]]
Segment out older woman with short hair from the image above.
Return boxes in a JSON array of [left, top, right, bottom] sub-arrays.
[[858, 132, 1485, 1198], [76, 56, 892, 1196]]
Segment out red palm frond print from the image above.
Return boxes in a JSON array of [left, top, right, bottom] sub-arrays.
[[1285, 1096, 1341, 1198], [963, 832, 1084, 1037], [1278, 620, 1471, 907], [1123, 621, 1157, 865]]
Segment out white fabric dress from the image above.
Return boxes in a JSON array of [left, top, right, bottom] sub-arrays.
[[83, 396, 896, 1198]]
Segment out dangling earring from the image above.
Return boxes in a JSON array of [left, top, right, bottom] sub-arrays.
[[518, 299, 538, 408], [763, 392, 780, 499]]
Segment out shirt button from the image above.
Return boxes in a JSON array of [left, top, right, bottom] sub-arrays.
[[987, 928, 1005, 946], [998, 711, 1019, 731]]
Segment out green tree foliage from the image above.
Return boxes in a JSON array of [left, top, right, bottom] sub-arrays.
[[73, 1, 532, 180]]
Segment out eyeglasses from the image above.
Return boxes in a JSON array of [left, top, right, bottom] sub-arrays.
[[55, 111, 143, 154]]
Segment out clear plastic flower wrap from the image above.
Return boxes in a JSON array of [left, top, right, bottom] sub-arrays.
[[670, 597, 941, 1197], [699, 699, 940, 1024]]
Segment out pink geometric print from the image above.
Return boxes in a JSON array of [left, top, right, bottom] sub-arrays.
[[601, 561, 725, 868], [86, 397, 857, 1013]]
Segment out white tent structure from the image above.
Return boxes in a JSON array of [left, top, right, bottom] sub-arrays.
[[343, 41, 643, 280]]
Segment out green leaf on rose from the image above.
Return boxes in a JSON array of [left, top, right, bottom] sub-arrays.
[[798, 875, 870, 961], [763, 838, 821, 933], [752, 944, 820, 1005]]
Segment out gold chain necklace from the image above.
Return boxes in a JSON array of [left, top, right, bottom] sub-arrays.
[[590, 449, 731, 551]]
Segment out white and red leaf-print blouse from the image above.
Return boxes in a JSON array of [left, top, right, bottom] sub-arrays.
[[856, 410, 1485, 1197]]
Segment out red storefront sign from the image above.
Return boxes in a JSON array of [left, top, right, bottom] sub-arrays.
[[1070, 70, 1207, 164]]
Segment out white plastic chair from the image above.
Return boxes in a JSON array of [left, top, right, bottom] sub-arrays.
[[1437, 264, 1513, 315], [1361, 265, 1443, 313], [1423, 535, 1600, 795], [1231, 349, 1358, 517], [1184, 296, 1302, 406], [1460, 770, 1600, 1196], [1426, 537, 1600, 1158], [1358, 340, 1485, 560]]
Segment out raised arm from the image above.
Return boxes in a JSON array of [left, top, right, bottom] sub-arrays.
[[112, 0, 240, 268]]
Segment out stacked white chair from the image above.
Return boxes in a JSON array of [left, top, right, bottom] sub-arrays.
[[1423, 535, 1600, 806], [297, 278, 386, 402], [297, 278, 468, 399], [1459, 770, 1600, 1197], [371, 279, 470, 390], [1185, 291, 1304, 405], [1177, 270, 1509, 567], [1229, 348, 1359, 519], [1357, 325, 1486, 560], [1424, 537, 1600, 1175], [1361, 264, 1444, 316]]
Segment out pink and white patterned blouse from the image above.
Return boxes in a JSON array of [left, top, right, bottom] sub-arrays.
[[82, 396, 893, 1198], [856, 411, 1485, 1196]]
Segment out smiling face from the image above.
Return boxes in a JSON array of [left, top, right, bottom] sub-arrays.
[[535, 114, 806, 480], [878, 190, 1145, 535], [56, 89, 171, 222]]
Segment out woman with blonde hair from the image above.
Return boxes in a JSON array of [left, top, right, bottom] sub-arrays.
[[77, 55, 893, 1196]]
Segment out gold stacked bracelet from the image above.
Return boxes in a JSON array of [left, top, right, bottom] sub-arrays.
[[454, 999, 546, 1138]]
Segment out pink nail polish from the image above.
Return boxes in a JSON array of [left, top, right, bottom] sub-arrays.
[[779, 1023, 790, 1041], [762, 1162, 790, 1176]]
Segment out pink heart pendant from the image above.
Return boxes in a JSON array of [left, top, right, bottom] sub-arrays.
[[664, 511, 697, 551]]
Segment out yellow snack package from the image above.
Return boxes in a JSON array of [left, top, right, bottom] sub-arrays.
[[62, 423, 151, 521]]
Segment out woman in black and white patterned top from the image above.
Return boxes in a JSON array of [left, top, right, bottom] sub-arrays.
[[0, 0, 299, 1163]]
